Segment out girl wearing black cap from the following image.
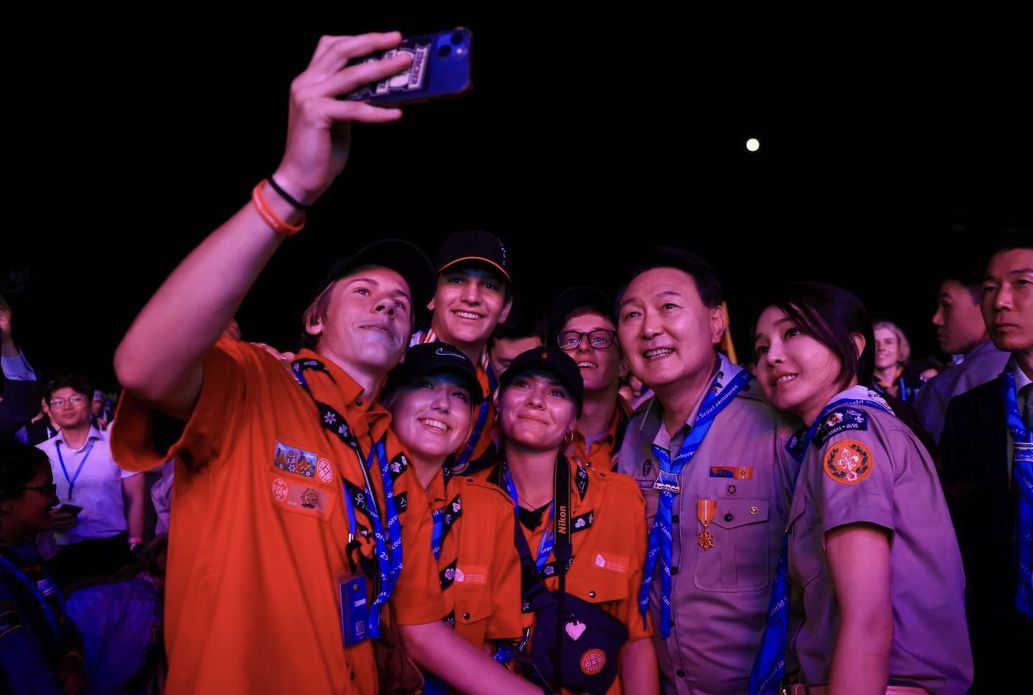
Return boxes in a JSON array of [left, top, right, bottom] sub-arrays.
[[481, 347, 658, 695]]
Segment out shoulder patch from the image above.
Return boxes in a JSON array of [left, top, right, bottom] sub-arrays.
[[823, 439, 874, 485], [813, 407, 869, 448]]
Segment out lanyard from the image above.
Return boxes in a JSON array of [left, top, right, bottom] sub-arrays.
[[752, 387, 895, 695], [1000, 368, 1033, 618], [504, 463, 555, 573], [640, 368, 753, 638], [56, 438, 96, 501], [292, 358, 403, 639], [0, 547, 66, 646]]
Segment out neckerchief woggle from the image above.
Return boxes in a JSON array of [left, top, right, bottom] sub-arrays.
[[56, 437, 96, 501], [292, 359, 402, 639], [503, 462, 555, 573], [1000, 368, 1033, 619], [0, 546, 67, 647], [417, 329, 498, 472], [751, 385, 893, 695], [640, 367, 753, 639]]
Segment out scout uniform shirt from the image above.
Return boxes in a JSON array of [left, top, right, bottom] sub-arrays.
[[424, 467, 523, 649], [616, 354, 800, 695], [482, 458, 652, 695], [110, 339, 445, 695], [788, 387, 973, 695], [568, 397, 631, 472]]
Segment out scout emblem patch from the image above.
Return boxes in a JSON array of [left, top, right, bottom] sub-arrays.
[[273, 441, 318, 477], [823, 439, 874, 484], [697, 499, 717, 550]]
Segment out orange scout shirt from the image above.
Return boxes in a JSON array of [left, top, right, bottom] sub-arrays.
[[109, 340, 444, 695], [481, 459, 653, 695], [425, 468, 523, 648], [568, 398, 631, 472]]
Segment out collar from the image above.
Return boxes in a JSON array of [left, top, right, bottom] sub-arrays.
[[296, 349, 392, 444], [639, 353, 742, 447], [1009, 356, 1033, 392], [56, 425, 103, 449], [425, 466, 449, 508], [811, 384, 890, 426]]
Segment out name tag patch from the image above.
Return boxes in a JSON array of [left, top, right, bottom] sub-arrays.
[[273, 441, 318, 478], [270, 473, 336, 518], [709, 466, 753, 479], [594, 553, 628, 573]]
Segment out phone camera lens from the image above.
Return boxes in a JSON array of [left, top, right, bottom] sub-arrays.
[[438, 44, 452, 58], [451, 32, 464, 45]]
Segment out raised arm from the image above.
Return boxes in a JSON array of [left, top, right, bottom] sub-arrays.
[[113, 33, 412, 417]]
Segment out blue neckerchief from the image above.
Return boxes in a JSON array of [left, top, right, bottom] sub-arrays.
[[293, 358, 403, 639], [503, 463, 554, 573], [430, 466, 455, 561], [640, 367, 753, 639], [56, 437, 96, 501], [1000, 368, 1033, 619], [752, 386, 894, 695], [0, 546, 66, 647]]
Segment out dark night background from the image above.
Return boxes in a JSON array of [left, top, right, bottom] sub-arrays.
[[3, 11, 1030, 392]]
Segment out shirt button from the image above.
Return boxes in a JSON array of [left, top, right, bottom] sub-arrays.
[[589, 591, 596, 598], [671, 567, 679, 576], [750, 506, 759, 515], [671, 514, 679, 523], [356, 398, 363, 406], [724, 513, 734, 522], [463, 612, 470, 620], [676, 669, 686, 678]]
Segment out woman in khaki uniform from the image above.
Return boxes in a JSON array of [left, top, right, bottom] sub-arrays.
[[751, 284, 972, 695]]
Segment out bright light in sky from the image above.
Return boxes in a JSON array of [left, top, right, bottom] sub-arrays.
[[746, 138, 760, 152]]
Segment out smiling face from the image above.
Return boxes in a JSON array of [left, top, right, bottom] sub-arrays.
[[429, 266, 513, 352], [617, 267, 724, 396], [48, 387, 92, 430], [559, 311, 626, 394], [753, 305, 853, 424], [306, 267, 413, 382], [498, 371, 577, 452], [873, 327, 901, 370], [981, 248, 1033, 355], [386, 373, 474, 467]]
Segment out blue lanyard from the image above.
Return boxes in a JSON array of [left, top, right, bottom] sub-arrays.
[[640, 368, 753, 638], [0, 550, 66, 646], [752, 389, 895, 695], [503, 463, 554, 573], [1000, 369, 1033, 618], [56, 438, 96, 501]]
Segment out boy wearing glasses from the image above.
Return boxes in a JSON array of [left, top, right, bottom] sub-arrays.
[[550, 286, 631, 471]]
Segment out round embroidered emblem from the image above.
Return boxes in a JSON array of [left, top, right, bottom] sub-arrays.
[[317, 458, 333, 483], [823, 439, 874, 485], [580, 649, 606, 675], [272, 478, 289, 502]]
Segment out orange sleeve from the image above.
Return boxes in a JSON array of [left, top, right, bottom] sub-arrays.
[[389, 446, 447, 626], [111, 337, 256, 473]]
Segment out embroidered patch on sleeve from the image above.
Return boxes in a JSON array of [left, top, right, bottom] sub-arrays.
[[823, 439, 874, 485], [813, 407, 870, 448]]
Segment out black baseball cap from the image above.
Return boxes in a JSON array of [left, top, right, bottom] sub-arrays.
[[499, 347, 584, 415], [435, 230, 512, 283], [384, 342, 484, 405], [314, 239, 436, 312]]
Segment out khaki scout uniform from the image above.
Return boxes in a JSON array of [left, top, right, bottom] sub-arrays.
[[788, 391, 973, 695], [616, 355, 799, 695]]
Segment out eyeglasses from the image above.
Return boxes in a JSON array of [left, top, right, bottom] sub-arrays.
[[7, 483, 58, 496], [49, 396, 87, 407], [557, 330, 618, 352]]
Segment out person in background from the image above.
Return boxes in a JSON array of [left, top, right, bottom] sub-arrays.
[[871, 320, 923, 404], [0, 442, 86, 695], [0, 293, 42, 443], [487, 298, 545, 379], [38, 376, 144, 588]]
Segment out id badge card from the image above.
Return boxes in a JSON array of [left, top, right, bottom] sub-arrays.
[[1015, 442, 1033, 466], [340, 574, 369, 647]]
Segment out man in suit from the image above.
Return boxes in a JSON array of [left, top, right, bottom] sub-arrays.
[[941, 230, 1033, 695]]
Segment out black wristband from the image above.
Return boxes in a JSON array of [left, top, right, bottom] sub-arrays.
[[268, 176, 312, 211]]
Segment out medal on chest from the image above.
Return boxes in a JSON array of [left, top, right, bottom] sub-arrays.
[[697, 498, 717, 551]]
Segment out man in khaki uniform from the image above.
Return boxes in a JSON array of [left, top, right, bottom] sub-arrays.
[[615, 248, 799, 695]]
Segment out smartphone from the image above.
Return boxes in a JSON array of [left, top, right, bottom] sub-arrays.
[[345, 28, 472, 106], [55, 503, 83, 516]]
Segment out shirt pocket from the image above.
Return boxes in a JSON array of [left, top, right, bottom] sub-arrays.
[[566, 551, 633, 606], [452, 571, 495, 648], [693, 497, 771, 592]]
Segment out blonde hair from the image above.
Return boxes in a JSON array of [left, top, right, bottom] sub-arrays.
[[873, 320, 910, 364]]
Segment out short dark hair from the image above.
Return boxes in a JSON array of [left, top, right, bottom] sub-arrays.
[[0, 442, 51, 502], [45, 374, 93, 403], [983, 228, 1033, 273], [616, 246, 723, 310], [487, 296, 544, 349], [752, 283, 875, 391]]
